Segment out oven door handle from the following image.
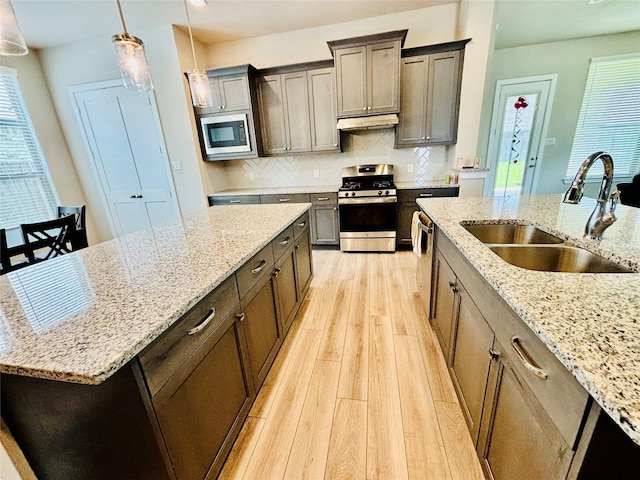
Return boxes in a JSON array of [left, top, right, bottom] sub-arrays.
[[338, 196, 397, 205]]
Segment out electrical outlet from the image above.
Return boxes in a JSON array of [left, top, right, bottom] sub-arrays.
[[408, 164, 414, 173], [545, 137, 556, 145], [171, 160, 182, 171], [314, 169, 320, 178]]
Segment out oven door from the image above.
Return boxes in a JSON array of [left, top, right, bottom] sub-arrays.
[[338, 196, 397, 233], [201, 113, 251, 155]]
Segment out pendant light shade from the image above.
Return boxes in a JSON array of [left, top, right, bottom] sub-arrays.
[[112, 0, 154, 91], [0, 0, 28, 56], [184, 0, 212, 107]]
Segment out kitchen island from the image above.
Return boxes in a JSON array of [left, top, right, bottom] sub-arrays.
[[418, 193, 640, 478], [0, 203, 313, 479]]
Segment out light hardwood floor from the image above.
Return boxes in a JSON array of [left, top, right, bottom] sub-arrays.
[[220, 250, 485, 480]]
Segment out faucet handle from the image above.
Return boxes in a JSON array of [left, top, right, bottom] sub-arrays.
[[609, 190, 620, 213]]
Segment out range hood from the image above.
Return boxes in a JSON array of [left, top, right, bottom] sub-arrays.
[[336, 114, 399, 131]]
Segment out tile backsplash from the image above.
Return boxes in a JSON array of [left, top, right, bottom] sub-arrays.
[[215, 129, 450, 189]]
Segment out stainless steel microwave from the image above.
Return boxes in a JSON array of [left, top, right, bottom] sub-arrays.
[[200, 113, 251, 155]]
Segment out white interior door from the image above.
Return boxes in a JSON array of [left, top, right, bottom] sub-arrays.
[[486, 75, 557, 198], [70, 80, 179, 237]]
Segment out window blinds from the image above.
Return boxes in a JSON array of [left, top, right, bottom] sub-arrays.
[[566, 54, 640, 180], [0, 66, 60, 229]]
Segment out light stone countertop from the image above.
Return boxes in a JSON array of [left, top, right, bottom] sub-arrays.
[[417, 193, 640, 445], [0, 203, 310, 385]]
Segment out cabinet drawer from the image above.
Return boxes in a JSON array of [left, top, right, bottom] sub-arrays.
[[139, 275, 240, 396], [494, 305, 589, 447], [208, 195, 260, 206], [260, 193, 310, 204], [271, 226, 295, 261], [311, 192, 338, 204], [293, 211, 310, 238], [236, 243, 275, 298], [398, 187, 459, 202]]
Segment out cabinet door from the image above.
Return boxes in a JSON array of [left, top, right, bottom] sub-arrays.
[[449, 283, 494, 445], [241, 273, 281, 390], [431, 252, 458, 360], [274, 248, 299, 336], [426, 50, 461, 144], [294, 231, 313, 298], [478, 349, 574, 480], [153, 308, 253, 480], [281, 71, 312, 153], [308, 67, 339, 152], [218, 74, 251, 111], [396, 55, 428, 146], [397, 202, 416, 246], [335, 46, 367, 117], [256, 75, 287, 154], [311, 204, 339, 245], [368, 41, 401, 114]]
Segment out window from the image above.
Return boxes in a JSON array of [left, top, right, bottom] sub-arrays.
[[565, 54, 640, 181], [0, 66, 59, 229]]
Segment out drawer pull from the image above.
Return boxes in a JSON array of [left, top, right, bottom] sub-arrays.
[[489, 348, 500, 359], [229, 200, 241, 204], [279, 236, 291, 246], [279, 198, 291, 202], [297, 220, 307, 228], [511, 336, 548, 380], [274, 267, 281, 278], [317, 197, 330, 201], [188, 308, 216, 335], [251, 259, 267, 274], [236, 312, 245, 322], [419, 193, 434, 197]]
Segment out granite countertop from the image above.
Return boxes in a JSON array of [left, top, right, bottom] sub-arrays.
[[417, 194, 640, 445], [0, 203, 310, 385]]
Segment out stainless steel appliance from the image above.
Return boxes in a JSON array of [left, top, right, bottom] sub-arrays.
[[338, 164, 397, 252], [200, 112, 251, 155]]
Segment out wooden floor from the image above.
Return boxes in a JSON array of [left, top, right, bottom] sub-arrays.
[[219, 250, 485, 480]]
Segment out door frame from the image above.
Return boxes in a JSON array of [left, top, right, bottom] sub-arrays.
[[68, 79, 179, 238], [484, 74, 557, 196]]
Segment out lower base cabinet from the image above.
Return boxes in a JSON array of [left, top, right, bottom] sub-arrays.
[[275, 246, 299, 336]]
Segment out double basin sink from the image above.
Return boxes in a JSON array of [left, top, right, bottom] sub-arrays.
[[461, 223, 633, 273]]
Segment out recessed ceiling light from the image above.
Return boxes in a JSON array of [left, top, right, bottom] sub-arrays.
[[189, 0, 207, 6], [588, 0, 605, 5]]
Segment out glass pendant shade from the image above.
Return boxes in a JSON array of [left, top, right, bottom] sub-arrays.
[[112, 33, 154, 92], [188, 69, 212, 107], [0, 0, 28, 56]]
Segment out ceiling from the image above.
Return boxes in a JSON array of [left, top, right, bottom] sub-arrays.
[[9, 0, 640, 52]]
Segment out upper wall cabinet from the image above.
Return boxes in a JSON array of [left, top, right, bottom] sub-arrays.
[[395, 39, 470, 147], [256, 61, 339, 156], [210, 73, 251, 112], [328, 30, 407, 118]]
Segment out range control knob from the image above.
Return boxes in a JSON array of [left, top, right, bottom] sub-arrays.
[[385, 190, 389, 195], [344, 192, 349, 197], [378, 190, 383, 196], [351, 192, 356, 197]]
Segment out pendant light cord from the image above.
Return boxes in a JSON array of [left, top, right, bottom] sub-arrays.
[[116, 0, 128, 34], [184, 0, 198, 70]]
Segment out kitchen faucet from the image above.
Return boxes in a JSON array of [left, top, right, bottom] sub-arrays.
[[563, 151, 619, 240]]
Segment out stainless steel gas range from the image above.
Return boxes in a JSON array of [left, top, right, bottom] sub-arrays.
[[338, 164, 397, 252]]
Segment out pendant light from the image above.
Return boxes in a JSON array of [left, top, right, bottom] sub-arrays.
[[184, 0, 213, 107], [0, 0, 28, 56], [112, 0, 154, 91]]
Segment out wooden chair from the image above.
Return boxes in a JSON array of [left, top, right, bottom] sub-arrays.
[[1, 228, 30, 275], [57, 205, 88, 249], [20, 215, 76, 264]]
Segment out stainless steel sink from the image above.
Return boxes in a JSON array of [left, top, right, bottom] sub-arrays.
[[462, 223, 564, 245], [489, 245, 633, 273]]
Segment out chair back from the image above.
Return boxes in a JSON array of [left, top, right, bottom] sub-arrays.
[[58, 205, 88, 249], [21, 215, 77, 263], [0, 228, 10, 274]]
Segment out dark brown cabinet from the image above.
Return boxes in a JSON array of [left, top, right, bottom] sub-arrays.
[[396, 40, 469, 147], [328, 30, 407, 118], [294, 214, 313, 298], [396, 187, 458, 247], [431, 250, 457, 359], [274, 247, 299, 336]]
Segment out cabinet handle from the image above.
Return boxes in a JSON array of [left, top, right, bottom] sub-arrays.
[[421, 136, 426, 140], [297, 220, 307, 228], [236, 312, 245, 322], [448, 280, 458, 292], [317, 197, 330, 201], [510, 336, 548, 380], [273, 267, 281, 278], [419, 193, 434, 197], [333, 207, 337, 211], [279, 236, 291, 246], [251, 259, 267, 274], [130, 194, 136, 199], [489, 348, 500, 359], [295, 244, 300, 250], [362, 107, 367, 111], [188, 308, 216, 335], [279, 198, 291, 202], [229, 200, 241, 204]]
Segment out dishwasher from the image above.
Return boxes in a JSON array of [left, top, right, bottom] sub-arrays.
[[415, 211, 435, 317]]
